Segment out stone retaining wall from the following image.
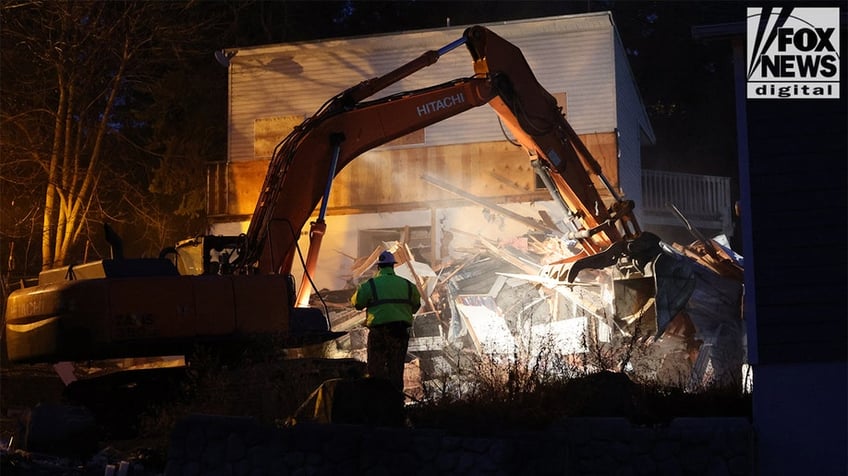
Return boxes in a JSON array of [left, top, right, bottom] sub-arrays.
[[165, 415, 753, 475]]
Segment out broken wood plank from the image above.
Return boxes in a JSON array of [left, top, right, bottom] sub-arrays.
[[400, 243, 442, 324], [351, 246, 386, 280], [477, 236, 541, 275], [437, 251, 484, 286], [537, 210, 561, 231], [329, 309, 366, 331], [421, 174, 559, 234]]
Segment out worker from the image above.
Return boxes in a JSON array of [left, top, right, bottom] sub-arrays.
[[351, 250, 421, 392]]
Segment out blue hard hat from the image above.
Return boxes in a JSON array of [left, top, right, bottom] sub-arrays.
[[377, 251, 396, 265]]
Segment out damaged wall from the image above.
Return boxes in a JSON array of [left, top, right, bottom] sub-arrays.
[[294, 201, 566, 292], [211, 199, 565, 293], [211, 13, 656, 262], [204, 12, 750, 396]]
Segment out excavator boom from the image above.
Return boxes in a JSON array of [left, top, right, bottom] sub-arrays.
[[243, 26, 640, 278], [4, 26, 646, 364], [244, 77, 498, 276]]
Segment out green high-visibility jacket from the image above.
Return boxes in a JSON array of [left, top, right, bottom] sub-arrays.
[[351, 267, 421, 327]]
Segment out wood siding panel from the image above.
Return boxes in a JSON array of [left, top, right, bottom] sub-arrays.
[[581, 132, 619, 188], [226, 133, 619, 217], [227, 160, 269, 217]]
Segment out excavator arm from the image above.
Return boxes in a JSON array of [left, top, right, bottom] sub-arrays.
[[242, 77, 498, 276], [241, 26, 641, 286], [3, 26, 651, 364], [464, 26, 641, 251]]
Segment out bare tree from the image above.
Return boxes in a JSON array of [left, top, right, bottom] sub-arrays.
[[1, 1, 225, 270]]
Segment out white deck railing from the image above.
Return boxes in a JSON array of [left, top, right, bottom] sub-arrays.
[[641, 170, 733, 234]]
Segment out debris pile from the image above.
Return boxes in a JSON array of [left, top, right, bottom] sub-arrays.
[[312, 224, 746, 397]]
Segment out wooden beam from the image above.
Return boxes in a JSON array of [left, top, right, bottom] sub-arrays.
[[351, 246, 385, 280], [397, 244, 443, 326], [477, 236, 540, 275], [436, 251, 484, 286], [421, 174, 560, 234]]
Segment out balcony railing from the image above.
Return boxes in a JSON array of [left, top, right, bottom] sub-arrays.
[[641, 170, 733, 235]]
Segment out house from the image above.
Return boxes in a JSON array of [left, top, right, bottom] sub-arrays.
[[694, 11, 847, 474], [209, 12, 669, 291]]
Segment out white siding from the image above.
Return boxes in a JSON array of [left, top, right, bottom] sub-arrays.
[[612, 16, 655, 221], [227, 13, 618, 163]]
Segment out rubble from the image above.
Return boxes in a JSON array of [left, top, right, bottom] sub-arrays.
[[314, 223, 746, 396]]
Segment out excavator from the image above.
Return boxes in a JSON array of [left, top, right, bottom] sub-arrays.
[[3, 26, 687, 365]]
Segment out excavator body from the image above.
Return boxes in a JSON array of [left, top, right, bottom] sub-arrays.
[[4, 26, 676, 364]]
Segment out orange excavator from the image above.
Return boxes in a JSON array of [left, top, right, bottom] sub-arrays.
[[4, 26, 680, 364]]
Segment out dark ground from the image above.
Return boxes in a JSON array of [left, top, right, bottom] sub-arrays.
[[1, 358, 751, 470]]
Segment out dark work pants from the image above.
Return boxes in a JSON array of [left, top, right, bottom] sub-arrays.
[[367, 322, 410, 392]]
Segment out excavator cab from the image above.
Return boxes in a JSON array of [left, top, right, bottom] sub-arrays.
[[168, 235, 245, 276]]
